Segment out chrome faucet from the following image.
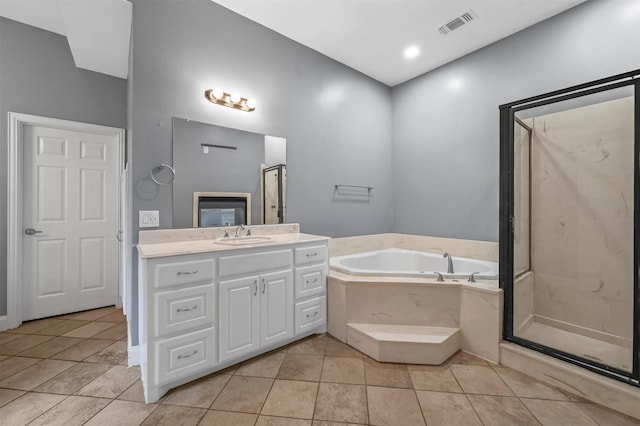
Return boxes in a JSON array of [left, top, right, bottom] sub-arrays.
[[443, 253, 454, 274], [222, 223, 231, 238], [235, 224, 246, 237]]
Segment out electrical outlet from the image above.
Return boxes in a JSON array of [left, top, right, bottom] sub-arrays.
[[139, 210, 160, 228]]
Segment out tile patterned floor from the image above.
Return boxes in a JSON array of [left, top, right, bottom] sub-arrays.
[[0, 307, 638, 426]]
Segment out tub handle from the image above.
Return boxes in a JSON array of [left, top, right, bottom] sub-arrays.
[[434, 272, 444, 282], [468, 272, 480, 283]]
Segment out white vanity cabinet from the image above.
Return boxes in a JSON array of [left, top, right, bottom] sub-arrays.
[[218, 248, 294, 362], [294, 245, 328, 335], [219, 269, 293, 362], [137, 234, 328, 404], [138, 253, 217, 403]]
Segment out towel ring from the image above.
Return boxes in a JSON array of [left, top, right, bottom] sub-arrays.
[[150, 163, 175, 185]]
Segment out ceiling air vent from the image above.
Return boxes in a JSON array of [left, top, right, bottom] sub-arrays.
[[438, 10, 477, 35]]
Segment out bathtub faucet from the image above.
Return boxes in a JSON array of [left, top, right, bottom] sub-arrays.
[[443, 253, 454, 274]]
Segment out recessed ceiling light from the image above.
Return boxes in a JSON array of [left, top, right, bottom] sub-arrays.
[[404, 46, 420, 59]]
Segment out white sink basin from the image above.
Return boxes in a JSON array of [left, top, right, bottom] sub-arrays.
[[215, 236, 274, 246]]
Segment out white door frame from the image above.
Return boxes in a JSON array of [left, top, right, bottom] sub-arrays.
[[5, 112, 127, 330]]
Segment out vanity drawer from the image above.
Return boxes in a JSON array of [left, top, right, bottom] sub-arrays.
[[219, 249, 292, 278], [155, 327, 216, 385], [155, 284, 215, 337], [294, 245, 327, 266], [295, 296, 326, 335], [152, 256, 215, 288], [295, 264, 326, 300]]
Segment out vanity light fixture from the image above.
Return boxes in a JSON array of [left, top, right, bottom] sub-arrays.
[[205, 88, 256, 112]]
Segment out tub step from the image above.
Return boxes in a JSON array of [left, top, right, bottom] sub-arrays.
[[346, 323, 460, 365]]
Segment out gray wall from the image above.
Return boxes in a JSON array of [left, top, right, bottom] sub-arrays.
[[129, 0, 393, 343], [0, 18, 127, 317], [172, 118, 263, 228], [131, 0, 393, 240], [391, 0, 640, 242]]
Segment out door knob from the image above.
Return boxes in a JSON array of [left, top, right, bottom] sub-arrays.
[[25, 228, 43, 235]]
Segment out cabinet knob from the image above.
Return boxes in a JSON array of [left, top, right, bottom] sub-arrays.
[[176, 305, 198, 313], [177, 270, 198, 276], [177, 349, 198, 359]]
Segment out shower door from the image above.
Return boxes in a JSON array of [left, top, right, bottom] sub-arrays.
[[500, 70, 640, 386], [263, 164, 286, 224]]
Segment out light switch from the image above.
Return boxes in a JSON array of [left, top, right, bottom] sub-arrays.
[[139, 210, 160, 228]]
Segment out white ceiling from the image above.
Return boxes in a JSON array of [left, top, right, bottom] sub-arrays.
[[0, 0, 132, 79], [0, 0, 587, 85], [212, 0, 588, 86]]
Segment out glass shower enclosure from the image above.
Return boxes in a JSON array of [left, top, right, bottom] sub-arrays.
[[500, 70, 640, 386]]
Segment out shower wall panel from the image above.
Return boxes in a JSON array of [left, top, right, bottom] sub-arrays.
[[530, 96, 634, 340]]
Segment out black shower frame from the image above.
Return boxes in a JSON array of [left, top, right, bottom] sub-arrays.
[[499, 69, 640, 387]]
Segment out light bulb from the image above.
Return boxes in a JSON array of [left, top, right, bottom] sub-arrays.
[[246, 98, 256, 109], [404, 46, 420, 59], [212, 88, 224, 100], [230, 93, 241, 103]]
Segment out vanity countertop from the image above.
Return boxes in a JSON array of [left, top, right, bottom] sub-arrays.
[[137, 232, 330, 259]]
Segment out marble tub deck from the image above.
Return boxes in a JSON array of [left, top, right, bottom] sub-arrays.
[[327, 233, 640, 421]]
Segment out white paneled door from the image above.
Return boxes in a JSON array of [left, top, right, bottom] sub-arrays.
[[22, 124, 119, 321]]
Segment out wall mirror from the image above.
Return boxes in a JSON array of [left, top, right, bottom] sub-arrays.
[[172, 118, 286, 228]]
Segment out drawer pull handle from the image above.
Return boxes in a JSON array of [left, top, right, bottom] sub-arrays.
[[306, 312, 319, 318], [306, 252, 318, 257], [177, 349, 198, 359], [254, 279, 258, 296], [177, 270, 198, 276], [306, 278, 319, 284], [262, 278, 266, 294], [176, 305, 198, 313]]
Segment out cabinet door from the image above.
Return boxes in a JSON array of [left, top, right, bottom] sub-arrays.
[[295, 296, 326, 335], [155, 284, 215, 338], [260, 270, 294, 347], [155, 326, 216, 386], [294, 264, 326, 300], [219, 275, 260, 362]]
